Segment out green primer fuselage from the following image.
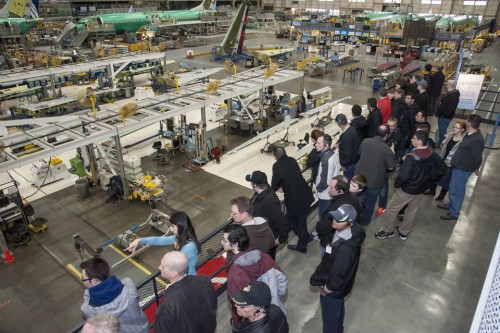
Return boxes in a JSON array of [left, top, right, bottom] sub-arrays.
[[78, 10, 208, 34]]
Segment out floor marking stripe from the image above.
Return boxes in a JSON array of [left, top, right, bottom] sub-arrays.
[[109, 244, 152, 275]]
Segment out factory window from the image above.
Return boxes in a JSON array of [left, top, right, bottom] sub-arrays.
[[319, 0, 334, 2], [464, 0, 487, 4], [421, 0, 442, 3], [383, 0, 401, 2], [349, 0, 366, 2]]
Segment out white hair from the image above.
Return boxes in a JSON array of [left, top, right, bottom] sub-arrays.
[[84, 313, 120, 333]]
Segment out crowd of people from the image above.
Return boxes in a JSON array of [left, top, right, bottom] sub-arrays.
[[77, 70, 485, 333]]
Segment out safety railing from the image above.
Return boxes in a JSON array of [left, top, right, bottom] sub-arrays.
[[69, 152, 317, 332], [69, 217, 235, 332]]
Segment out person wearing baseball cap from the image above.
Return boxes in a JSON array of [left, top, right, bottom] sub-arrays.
[[310, 204, 366, 333], [230, 281, 289, 333], [246, 171, 288, 260]]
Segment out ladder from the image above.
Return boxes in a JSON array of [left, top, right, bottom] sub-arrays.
[[67, 30, 89, 48]]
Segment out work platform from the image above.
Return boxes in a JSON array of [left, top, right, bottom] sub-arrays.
[[0, 68, 304, 174], [0, 52, 173, 89]]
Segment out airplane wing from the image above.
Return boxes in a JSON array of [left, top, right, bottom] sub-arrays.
[[252, 48, 295, 59], [174, 68, 223, 86]]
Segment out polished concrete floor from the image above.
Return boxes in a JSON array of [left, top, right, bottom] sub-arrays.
[[0, 33, 499, 333]]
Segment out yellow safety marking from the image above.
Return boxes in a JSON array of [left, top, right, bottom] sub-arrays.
[[155, 276, 168, 288], [67, 263, 83, 279], [109, 244, 152, 275]]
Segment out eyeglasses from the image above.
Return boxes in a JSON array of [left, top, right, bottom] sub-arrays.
[[81, 277, 92, 282]]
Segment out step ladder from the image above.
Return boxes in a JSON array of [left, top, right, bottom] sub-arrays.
[[67, 30, 89, 48]]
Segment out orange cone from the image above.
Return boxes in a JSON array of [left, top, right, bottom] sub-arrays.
[[3, 249, 14, 264]]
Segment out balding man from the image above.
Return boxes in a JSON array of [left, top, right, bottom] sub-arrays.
[[82, 314, 120, 333], [155, 252, 217, 333]]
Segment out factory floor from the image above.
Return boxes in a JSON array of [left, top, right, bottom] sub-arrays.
[[0, 33, 499, 333]]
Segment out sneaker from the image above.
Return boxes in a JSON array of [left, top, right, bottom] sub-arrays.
[[375, 230, 394, 240], [440, 213, 458, 220], [375, 208, 385, 216], [395, 226, 407, 240]]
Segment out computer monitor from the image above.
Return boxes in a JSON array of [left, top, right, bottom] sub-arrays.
[[340, 30, 348, 36], [334, 30, 341, 35], [355, 31, 363, 36], [348, 31, 355, 36], [334, 22, 342, 28], [348, 24, 356, 30]]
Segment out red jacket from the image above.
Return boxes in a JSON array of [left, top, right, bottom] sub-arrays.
[[378, 97, 391, 124], [226, 249, 288, 328]]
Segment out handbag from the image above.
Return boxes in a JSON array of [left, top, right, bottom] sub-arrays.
[[310, 251, 333, 286]]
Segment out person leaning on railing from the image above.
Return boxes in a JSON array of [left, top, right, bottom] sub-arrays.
[[125, 211, 201, 275]]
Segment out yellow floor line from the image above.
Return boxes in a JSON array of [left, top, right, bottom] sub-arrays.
[[67, 263, 83, 279], [109, 244, 152, 275]]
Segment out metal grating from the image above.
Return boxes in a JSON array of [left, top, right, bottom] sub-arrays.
[[470, 233, 500, 333]]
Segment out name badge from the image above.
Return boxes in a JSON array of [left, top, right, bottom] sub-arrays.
[[326, 245, 332, 254]]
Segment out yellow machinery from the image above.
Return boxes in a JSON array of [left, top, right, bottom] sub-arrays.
[[470, 38, 487, 52], [130, 174, 165, 202]]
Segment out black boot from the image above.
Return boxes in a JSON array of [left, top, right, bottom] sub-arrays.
[[435, 189, 447, 201]]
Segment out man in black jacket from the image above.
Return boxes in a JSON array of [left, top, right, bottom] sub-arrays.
[[247, 170, 288, 257], [231, 281, 289, 333], [438, 114, 485, 220], [335, 113, 360, 180], [375, 130, 447, 240], [429, 66, 445, 115], [436, 80, 460, 146], [316, 175, 362, 249], [415, 80, 429, 114], [312, 204, 365, 333], [366, 97, 383, 138], [272, 147, 314, 253], [401, 92, 419, 150], [350, 104, 367, 141], [155, 252, 217, 333], [390, 88, 407, 124], [305, 129, 324, 184]]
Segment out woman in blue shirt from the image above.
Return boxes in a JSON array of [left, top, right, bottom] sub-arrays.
[[125, 211, 201, 275]]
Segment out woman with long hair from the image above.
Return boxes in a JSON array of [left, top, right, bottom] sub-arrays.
[[125, 211, 201, 275], [425, 120, 467, 200]]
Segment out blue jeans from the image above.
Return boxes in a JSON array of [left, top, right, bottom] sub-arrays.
[[360, 188, 382, 226], [448, 167, 473, 217], [378, 172, 390, 209], [437, 117, 451, 146], [286, 208, 311, 250], [344, 163, 357, 180], [320, 294, 345, 333], [318, 199, 332, 223]]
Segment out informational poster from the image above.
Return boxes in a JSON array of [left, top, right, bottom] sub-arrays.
[[375, 46, 386, 57], [456, 74, 485, 110]]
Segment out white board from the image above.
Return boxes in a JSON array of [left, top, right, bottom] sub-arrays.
[[456, 74, 485, 110]]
